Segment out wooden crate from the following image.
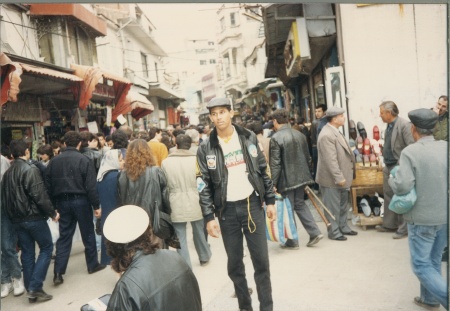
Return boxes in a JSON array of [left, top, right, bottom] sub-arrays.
[[352, 166, 383, 187]]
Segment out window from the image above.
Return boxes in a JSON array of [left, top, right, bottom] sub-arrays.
[[223, 53, 230, 78], [209, 59, 216, 64], [208, 41, 214, 46], [230, 12, 236, 26], [141, 52, 148, 77], [200, 60, 207, 65], [220, 17, 225, 31]]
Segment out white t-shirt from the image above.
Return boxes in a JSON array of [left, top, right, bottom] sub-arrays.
[[218, 127, 254, 201]]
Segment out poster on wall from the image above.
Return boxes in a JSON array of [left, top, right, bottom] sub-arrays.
[[11, 129, 23, 140]]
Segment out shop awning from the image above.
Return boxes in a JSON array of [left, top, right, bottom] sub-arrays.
[[111, 90, 154, 121], [71, 63, 131, 112], [1, 53, 20, 105]]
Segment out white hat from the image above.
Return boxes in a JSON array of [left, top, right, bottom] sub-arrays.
[[103, 205, 149, 244]]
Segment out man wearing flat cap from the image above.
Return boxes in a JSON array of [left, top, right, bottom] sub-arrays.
[[388, 108, 448, 310], [316, 106, 357, 241], [196, 97, 276, 311]]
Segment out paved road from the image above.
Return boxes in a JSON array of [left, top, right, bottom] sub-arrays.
[[2, 203, 447, 311]]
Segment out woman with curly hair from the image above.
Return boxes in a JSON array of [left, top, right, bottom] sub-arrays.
[[104, 205, 201, 311], [117, 139, 178, 248]]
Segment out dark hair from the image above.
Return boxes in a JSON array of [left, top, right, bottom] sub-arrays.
[[64, 131, 82, 148], [175, 134, 192, 150], [112, 130, 129, 149], [80, 131, 95, 148], [9, 140, 28, 158], [1, 145, 12, 159], [438, 95, 448, 101], [51, 141, 61, 150], [137, 130, 150, 142], [96, 132, 105, 138], [316, 104, 327, 112], [172, 129, 185, 138], [250, 121, 263, 135], [37, 144, 54, 159], [297, 117, 305, 125], [105, 135, 112, 142], [106, 225, 160, 274], [271, 108, 289, 125], [149, 127, 162, 140], [160, 133, 172, 151]]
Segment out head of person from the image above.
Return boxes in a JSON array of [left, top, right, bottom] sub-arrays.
[[175, 134, 192, 151], [250, 121, 264, 135], [64, 131, 82, 149], [149, 127, 163, 141], [97, 149, 125, 182], [207, 97, 233, 133], [408, 108, 438, 141], [97, 133, 106, 148], [104, 205, 160, 274], [123, 139, 156, 181], [297, 117, 306, 125], [379, 101, 399, 123], [315, 104, 327, 119], [137, 130, 150, 142], [435, 95, 448, 117], [105, 135, 113, 148], [112, 130, 129, 150], [166, 125, 174, 136], [204, 124, 210, 134], [172, 129, 185, 138], [9, 140, 30, 160], [119, 125, 134, 141], [289, 117, 295, 126], [51, 141, 61, 156], [185, 129, 199, 145], [271, 108, 289, 131], [79, 131, 95, 149], [326, 106, 346, 128], [89, 134, 99, 149], [37, 144, 54, 162]]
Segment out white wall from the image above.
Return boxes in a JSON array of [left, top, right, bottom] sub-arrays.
[[339, 4, 447, 136]]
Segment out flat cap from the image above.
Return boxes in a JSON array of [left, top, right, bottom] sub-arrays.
[[103, 205, 149, 244], [326, 106, 345, 117], [408, 108, 438, 129], [207, 97, 231, 109]]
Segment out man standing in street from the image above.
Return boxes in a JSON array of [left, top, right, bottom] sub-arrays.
[[1, 140, 59, 302], [196, 97, 276, 311], [162, 134, 212, 269], [388, 108, 448, 310], [432, 95, 448, 141], [46, 131, 105, 286], [316, 106, 357, 241], [269, 108, 323, 249], [377, 101, 414, 239], [310, 104, 327, 190], [148, 127, 169, 166]]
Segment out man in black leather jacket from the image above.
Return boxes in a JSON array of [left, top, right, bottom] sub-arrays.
[[270, 109, 323, 249], [46, 131, 105, 286], [196, 97, 276, 311], [1, 140, 59, 302]]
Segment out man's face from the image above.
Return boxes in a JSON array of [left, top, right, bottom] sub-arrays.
[[88, 139, 99, 149], [334, 114, 346, 127], [53, 147, 60, 156], [209, 107, 234, 132], [107, 140, 114, 148], [379, 107, 392, 123], [315, 108, 324, 119], [98, 136, 105, 147], [435, 98, 448, 116], [204, 125, 210, 133]]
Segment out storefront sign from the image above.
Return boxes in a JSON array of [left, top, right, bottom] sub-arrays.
[[284, 17, 311, 77], [11, 129, 23, 140]]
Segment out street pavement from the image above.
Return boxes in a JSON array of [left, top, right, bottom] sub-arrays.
[[1, 200, 447, 311]]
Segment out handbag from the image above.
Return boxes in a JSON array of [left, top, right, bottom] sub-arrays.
[[264, 194, 298, 244], [388, 187, 417, 214], [152, 205, 180, 249]]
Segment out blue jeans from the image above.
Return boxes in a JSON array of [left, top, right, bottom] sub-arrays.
[[54, 196, 99, 274], [173, 220, 212, 269], [219, 193, 273, 311], [408, 223, 448, 308], [14, 220, 53, 292], [1, 208, 22, 283]]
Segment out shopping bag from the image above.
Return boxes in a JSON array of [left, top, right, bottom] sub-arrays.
[[47, 218, 60, 244], [388, 187, 417, 214], [264, 194, 298, 244]]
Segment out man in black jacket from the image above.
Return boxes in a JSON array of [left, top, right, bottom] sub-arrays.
[[196, 97, 276, 311], [46, 131, 105, 286], [1, 140, 59, 302], [270, 109, 323, 249]]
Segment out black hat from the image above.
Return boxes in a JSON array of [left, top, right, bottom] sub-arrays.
[[408, 108, 438, 129], [206, 97, 231, 109]]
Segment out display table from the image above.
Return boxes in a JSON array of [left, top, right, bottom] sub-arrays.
[[351, 166, 384, 230]]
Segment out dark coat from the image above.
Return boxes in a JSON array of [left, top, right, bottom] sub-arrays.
[[269, 124, 313, 194], [107, 250, 202, 311]]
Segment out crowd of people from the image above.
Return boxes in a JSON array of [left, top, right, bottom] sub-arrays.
[[0, 95, 447, 310]]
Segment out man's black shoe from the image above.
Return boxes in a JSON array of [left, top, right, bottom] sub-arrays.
[[27, 289, 53, 301], [53, 273, 63, 286], [88, 264, 106, 274], [332, 236, 347, 241], [342, 230, 358, 236]]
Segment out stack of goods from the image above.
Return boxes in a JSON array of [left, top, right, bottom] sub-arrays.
[[348, 120, 384, 168]]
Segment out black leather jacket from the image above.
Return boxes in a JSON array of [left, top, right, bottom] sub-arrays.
[[1, 158, 56, 223], [269, 124, 314, 194], [196, 124, 275, 222], [107, 250, 202, 311]]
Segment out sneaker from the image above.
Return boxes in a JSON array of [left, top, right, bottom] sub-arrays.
[[1, 283, 12, 298], [306, 234, 323, 247], [413, 296, 440, 310], [12, 277, 25, 296], [360, 198, 371, 217]]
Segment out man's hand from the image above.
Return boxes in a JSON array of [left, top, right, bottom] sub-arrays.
[[336, 179, 346, 187], [206, 220, 221, 238], [266, 204, 277, 222], [52, 212, 60, 222], [94, 208, 102, 219]]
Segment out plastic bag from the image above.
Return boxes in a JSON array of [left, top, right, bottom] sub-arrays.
[[47, 218, 60, 244], [388, 187, 417, 214], [265, 194, 298, 244]]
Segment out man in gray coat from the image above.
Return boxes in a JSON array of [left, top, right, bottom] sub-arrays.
[[270, 108, 323, 248], [388, 108, 448, 310], [377, 101, 415, 239], [316, 106, 357, 241]]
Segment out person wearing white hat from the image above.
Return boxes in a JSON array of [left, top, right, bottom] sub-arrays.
[[104, 205, 202, 311]]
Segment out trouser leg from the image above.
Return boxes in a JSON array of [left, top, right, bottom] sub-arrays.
[[191, 219, 211, 263]]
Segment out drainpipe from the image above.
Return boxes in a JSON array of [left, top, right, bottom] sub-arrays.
[[335, 4, 345, 68], [118, 19, 132, 78]]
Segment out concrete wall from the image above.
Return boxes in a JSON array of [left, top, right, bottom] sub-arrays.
[[339, 4, 447, 137]]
